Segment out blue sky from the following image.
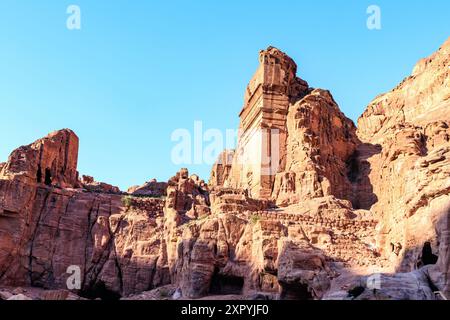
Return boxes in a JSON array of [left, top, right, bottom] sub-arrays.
[[0, 0, 449, 190]]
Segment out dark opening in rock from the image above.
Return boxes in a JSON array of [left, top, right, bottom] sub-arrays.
[[421, 242, 438, 266], [81, 282, 121, 301], [279, 282, 313, 300], [209, 270, 244, 295], [36, 166, 42, 183], [44, 168, 52, 186], [348, 286, 365, 299]]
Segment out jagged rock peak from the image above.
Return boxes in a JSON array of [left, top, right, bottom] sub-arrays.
[[0, 128, 79, 188]]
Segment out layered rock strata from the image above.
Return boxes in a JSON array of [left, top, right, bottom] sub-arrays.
[[0, 38, 449, 300]]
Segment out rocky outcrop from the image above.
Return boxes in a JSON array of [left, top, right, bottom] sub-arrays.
[[358, 38, 450, 142], [352, 37, 450, 298], [324, 268, 437, 300], [225, 47, 310, 199], [209, 187, 272, 214], [165, 169, 210, 219], [81, 175, 121, 194], [0, 129, 79, 188], [0, 287, 85, 300], [174, 209, 338, 299], [277, 240, 335, 299], [0, 177, 167, 297], [221, 47, 358, 207], [272, 89, 359, 206], [1, 38, 450, 300], [127, 179, 167, 198], [0, 131, 169, 298], [209, 150, 234, 188], [212, 39, 450, 299]]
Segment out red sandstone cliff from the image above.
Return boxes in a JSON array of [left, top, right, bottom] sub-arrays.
[[0, 38, 449, 300]]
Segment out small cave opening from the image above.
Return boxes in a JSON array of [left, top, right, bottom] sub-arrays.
[[420, 242, 438, 266], [346, 152, 360, 184], [44, 168, 52, 186], [81, 282, 122, 301], [36, 166, 42, 183], [347, 286, 365, 299], [209, 269, 244, 295], [279, 282, 313, 300]]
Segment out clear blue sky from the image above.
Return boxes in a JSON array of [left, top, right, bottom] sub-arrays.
[[0, 1, 449, 190]]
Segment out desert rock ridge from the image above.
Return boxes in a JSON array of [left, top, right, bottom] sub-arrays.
[[0, 37, 449, 300]]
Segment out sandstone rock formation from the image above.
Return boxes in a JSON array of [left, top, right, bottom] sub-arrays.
[[0, 38, 449, 300], [0, 130, 169, 298], [350, 37, 450, 299], [225, 47, 310, 199], [272, 89, 358, 206], [0, 129, 79, 188], [214, 47, 359, 209], [81, 175, 121, 194], [209, 150, 234, 188]]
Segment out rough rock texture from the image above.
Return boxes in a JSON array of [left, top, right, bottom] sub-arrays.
[[357, 37, 450, 142], [221, 47, 358, 208], [225, 47, 310, 199], [209, 150, 234, 187], [272, 89, 359, 206], [352, 37, 450, 298], [0, 287, 84, 300], [323, 268, 437, 300], [0, 132, 169, 298], [216, 39, 450, 299], [0, 38, 450, 300], [127, 179, 167, 198], [0, 129, 79, 188], [0, 176, 168, 297]]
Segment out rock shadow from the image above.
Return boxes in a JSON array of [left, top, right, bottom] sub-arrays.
[[347, 143, 381, 210]]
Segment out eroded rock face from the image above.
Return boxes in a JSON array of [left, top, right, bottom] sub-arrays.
[[225, 47, 310, 199], [221, 47, 358, 207], [0, 131, 170, 299], [352, 37, 450, 297], [127, 179, 167, 198], [273, 89, 359, 206], [358, 38, 450, 142], [277, 240, 334, 299], [0, 129, 79, 188], [209, 150, 234, 188], [81, 175, 121, 194], [0, 177, 169, 298], [1, 38, 450, 300]]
